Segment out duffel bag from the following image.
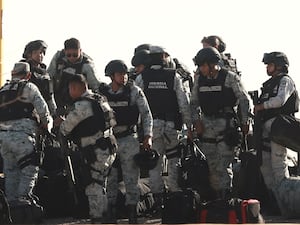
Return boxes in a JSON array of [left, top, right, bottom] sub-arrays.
[[270, 114, 300, 153]]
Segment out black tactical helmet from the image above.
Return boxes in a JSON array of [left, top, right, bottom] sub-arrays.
[[105, 60, 128, 76], [149, 45, 169, 55], [262, 52, 289, 67], [131, 49, 151, 67], [193, 47, 221, 66], [134, 43, 151, 54], [133, 149, 160, 170], [23, 40, 48, 58]]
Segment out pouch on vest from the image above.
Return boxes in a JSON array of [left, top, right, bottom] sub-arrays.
[[270, 114, 300, 153]]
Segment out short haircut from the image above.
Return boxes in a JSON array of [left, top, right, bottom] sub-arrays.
[[201, 35, 226, 53], [64, 38, 81, 50], [68, 74, 87, 85]]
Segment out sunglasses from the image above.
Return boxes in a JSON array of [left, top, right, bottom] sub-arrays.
[[66, 53, 79, 58]]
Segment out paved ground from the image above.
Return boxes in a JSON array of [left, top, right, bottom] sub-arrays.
[[42, 214, 300, 224]]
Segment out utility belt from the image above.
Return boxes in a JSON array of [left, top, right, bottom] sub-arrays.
[[199, 137, 224, 144], [165, 144, 183, 159], [0, 114, 36, 122], [203, 107, 235, 118], [153, 112, 183, 130], [114, 127, 135, 138], [153, 112, 177, 121]]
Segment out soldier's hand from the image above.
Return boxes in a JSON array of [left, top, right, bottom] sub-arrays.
[[143, 135, 152, 150], [241, 124, 249, 136], [54, 115, 65, 127], [254, 104, 264, 114], [194, 119, 204, 137], [187, 129, 193, 141]]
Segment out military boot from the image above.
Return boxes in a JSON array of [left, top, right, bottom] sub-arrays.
[[103, 203, 117, 223], [127, 204, 137, 224], [90, 217, 102, 224], [152, 193, 163, 217]]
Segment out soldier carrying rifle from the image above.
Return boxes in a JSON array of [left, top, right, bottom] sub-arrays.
[[253, 52, 300, 217], [56, 73, 117, 223]]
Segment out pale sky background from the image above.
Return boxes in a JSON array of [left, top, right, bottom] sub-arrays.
[[2, 0, 300, 95]]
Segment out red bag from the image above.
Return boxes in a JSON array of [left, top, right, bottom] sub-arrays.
[[198, 198, 264, 223]]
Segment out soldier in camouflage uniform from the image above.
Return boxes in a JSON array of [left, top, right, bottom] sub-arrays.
[[21, 40, 57, 116], [190, 47, 250, 199], [47, 37, 102, 117], [132, 44, 193, 96], [57, 74, 117, 223], [135, 45, 192, 208], [100, 60, 153, 223], [255, 52, 300, 217], [0, 62, 52, 218], [130, 49, 152, 80]]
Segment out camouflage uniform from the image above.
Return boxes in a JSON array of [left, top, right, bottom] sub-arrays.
[[21, 60, 57, 116], [258, 74, 300, 217], [105, 82, 153, 207], [135, 65, 192, 194], [0, 79, 52, 203], [60, 89, 116, 220], [190, 70, 250, 197], [47, 50, 101, 114]]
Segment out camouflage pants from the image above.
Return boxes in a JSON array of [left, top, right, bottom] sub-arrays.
[[198, 116, 234, 194], [84, 147, 115, 219], [107, 134, 140, 205], [260, 118, 300, 217], [275, 176, 300, 218], [149, 120, 181, 194], [0, 131, 39, 202], [260, 117, 290, 188]]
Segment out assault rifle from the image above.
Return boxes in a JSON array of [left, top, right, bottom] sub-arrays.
[[58, 132, 78, 206], [35, 128, 56, 167], [248, 90, 263, 165]]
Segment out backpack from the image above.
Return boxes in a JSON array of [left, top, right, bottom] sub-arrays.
[[177, 140, 212, 200], [162, 189, 200, 224]]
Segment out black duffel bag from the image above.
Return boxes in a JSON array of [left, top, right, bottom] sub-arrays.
[[177, 140, 212, 199], [270, 114, 300, 153]]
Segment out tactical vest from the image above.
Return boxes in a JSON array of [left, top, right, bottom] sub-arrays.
[[70, 94, 115, 144], [99, 83, 139, 127], [54, 51, 90, 106], [0, 80, 34, 121], [259, 74, 299, 121], [23, 60, 53, 101], [197, 69, 237, 116], [142, 68, 180, 119], [221, 53, 240, 76]]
